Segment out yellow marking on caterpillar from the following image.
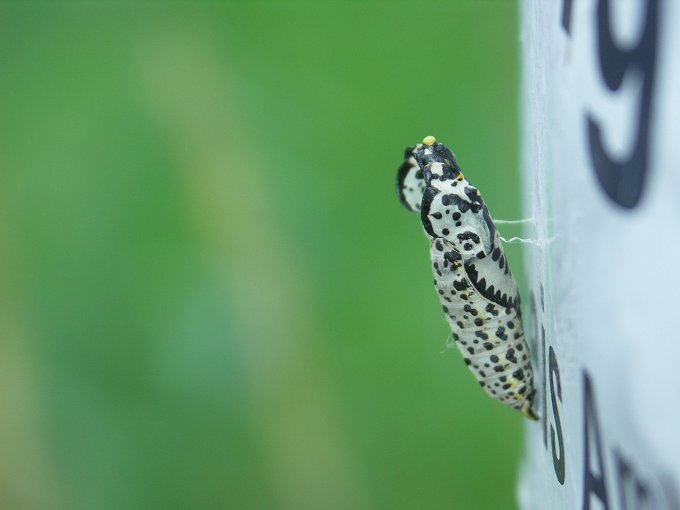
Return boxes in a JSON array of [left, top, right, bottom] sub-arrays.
[[423, 135, 437, 146], [521, 401, 539, 421], [456, 172, 465, 181]]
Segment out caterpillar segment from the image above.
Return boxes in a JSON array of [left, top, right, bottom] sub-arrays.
[[396, 136, 537, 420]]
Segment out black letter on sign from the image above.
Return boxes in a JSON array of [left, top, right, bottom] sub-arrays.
[[562, 0, 574, 34], [586, 0, 660, 209], [614, 449, 653, 510], [583, 372, 610, 510], [540, 326, 548, 448], [549, 347, 565, 485]]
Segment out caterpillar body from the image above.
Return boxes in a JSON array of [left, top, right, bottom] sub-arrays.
[[396, 136, 537, 419]]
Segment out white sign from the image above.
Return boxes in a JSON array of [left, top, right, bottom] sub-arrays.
[[519, 1, 680, 509]]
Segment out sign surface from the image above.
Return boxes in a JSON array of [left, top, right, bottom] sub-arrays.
[[519, 1, 680, 508]]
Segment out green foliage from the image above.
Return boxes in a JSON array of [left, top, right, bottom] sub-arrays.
[[0, 2, 521, 509]]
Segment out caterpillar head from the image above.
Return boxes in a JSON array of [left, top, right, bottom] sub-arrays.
[[396, 136, 463, 213], [396, 136, 496, 258], [413, 136, 462, 184]]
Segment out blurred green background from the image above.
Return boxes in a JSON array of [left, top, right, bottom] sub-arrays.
[[0, 1, 523, 509]]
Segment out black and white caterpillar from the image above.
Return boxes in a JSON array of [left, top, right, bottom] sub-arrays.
[[396, 136, 537, 419]]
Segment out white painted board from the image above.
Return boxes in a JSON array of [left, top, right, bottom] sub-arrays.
[[519, 1, 680, 509]]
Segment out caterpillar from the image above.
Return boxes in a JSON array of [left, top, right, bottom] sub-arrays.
[[396, 135, 537, 419]]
